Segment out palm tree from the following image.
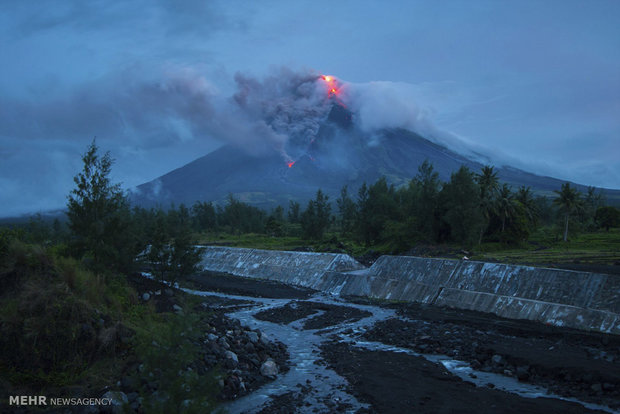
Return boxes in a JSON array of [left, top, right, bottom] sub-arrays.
[[515, 186, 539, 228], [475, 165, 499, 243], [496, 184, 516, 233], [476, 166, 500, 200], [553, 183, 582, 242]]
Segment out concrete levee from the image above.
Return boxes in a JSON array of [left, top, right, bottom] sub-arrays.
[[198, 247, 620, 335], [365, 256, 618, 314], [199, 246, 365, 290]]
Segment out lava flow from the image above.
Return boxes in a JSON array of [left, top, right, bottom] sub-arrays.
[[321, 74, 341, 97]]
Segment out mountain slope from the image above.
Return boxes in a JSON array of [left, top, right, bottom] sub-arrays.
[[132, 104, 620, 208]]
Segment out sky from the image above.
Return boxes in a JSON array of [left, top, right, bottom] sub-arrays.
[[1, 0, 619, 216]]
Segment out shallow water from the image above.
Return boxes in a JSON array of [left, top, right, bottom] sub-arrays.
[[182, 287, 618, 414]]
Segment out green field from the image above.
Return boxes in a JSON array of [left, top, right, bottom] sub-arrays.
[[197, 228, 620, 268], [473, 228, 620, 266]]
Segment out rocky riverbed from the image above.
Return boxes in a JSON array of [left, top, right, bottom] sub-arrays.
[[101, 274, 293, 413], [93, 271, 619, 413], [176, 271, 620, 413]]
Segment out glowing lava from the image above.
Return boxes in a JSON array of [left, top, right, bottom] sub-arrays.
[[287, 161, 295, 168], [321, 74, 340, 97]]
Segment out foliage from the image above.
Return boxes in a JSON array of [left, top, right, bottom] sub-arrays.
[[553, 182, 583, 242], [0, 237, 132, 388], [336, 185, 357, 237], [301, 189, 332, 240], [595, 206, 620, 231], [221, 194, 266, 234], [410, 160, 441, 241], [66, 140, 139, 273], [438, 166, 484, 246], [288, 200, 301, 223], [192, 201, 218, 232], [133, 312, 219, 413], [146, 208, 203, 286]]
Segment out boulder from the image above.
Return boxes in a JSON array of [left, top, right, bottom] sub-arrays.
[[225, 351, 239, 363], [247, 331, 259, 344], [260, 359, 278, 377]]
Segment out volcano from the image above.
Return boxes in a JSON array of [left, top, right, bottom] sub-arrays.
[[131, 98, 620, 209]]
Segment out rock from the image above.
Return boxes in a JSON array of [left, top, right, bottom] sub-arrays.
[[121, 376, 139, 391], [591, 383, 603, 393], [516, 366, 530, 381], [260, 359, 279, 377], [207, 333, 218, 342], [101, 391, 128, 412], [155, 290, 161, 295], [142, 292, 150, 301], [219, 337, 230, 349], [165, 288, 174, 297], [247, 331, 259, 344], [225, 351, 239, 363], [491, 355, 503, 365], [244, 342, 255, 353], [172, 304, 183, 313]]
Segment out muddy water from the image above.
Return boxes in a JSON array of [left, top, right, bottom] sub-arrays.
[[184, 288, 617, 414]]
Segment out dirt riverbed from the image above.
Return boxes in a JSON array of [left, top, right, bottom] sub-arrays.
[[185, 271, 619, 413]]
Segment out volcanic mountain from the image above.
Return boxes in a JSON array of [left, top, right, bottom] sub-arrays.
[[131, 100, 620, 209]]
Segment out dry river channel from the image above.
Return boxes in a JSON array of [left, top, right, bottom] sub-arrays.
[[184, 272, 620, 414]]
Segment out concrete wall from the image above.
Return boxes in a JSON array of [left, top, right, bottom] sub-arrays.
[[199, 246, 365, 290], [198, 247, 620, 335]]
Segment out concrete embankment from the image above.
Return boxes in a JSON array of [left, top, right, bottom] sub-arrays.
[[198, 247, 620, 335]]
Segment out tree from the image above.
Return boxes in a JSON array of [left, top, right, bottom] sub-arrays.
[[595, 206, 620, 231], [438, 166, 484, 246], [147, 209, 173, 281], [496, 184, 516, 233], [147, 208, 202, 285], [192, 201, 217, 231], [288, 201, 301, 223], [476, 165, 499, 244], [355, 183, 372, 245], [411, 160, 441, 241], [583, 187, 604, 230], [266, 206, 284, 237], [67, 140, 136, 273], [301, 190, 331, 240], [336, 185, 357, 236], [553, 183, 582, 242], [353, 178, 399, 246], [515, 186, 539, 229]]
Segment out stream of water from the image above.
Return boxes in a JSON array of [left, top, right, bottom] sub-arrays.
[[183, 288, 618, 414]]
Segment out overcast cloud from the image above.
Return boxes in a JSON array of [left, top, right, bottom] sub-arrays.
[[1, 0, 619, 216]]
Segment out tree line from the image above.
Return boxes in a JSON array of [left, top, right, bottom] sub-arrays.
[[4, 145, 619, 276], [177, 160, 616, 250]]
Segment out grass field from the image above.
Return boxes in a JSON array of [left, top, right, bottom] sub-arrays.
[[474, 228, 620, 266], [197, 227, 620, 268]]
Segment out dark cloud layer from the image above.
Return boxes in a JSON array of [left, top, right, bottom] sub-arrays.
[[0, 0, 619, 216]]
